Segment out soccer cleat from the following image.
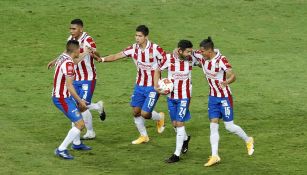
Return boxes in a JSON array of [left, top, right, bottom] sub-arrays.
[[157, 112, 165, 134], [71, 142, 92, 151], [97, 101, 106, 121], [246, 137, 254, 156], [204, 155, 221, 167], [181, 135, 191, 154], [131, 135, 149, 144], [54, 148, 74, 160], [81, 131, 96, 140], [165, 154, 180, 163]]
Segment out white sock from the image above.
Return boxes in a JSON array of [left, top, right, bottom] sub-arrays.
[[224, 121, 249, 142], [134, 116, 147, 136], [87, 103, 100, 111], [210, 123, 219, 156], [151, 111, 161, 121], [82, 110, 93, 132], [58, 127, 80, 151], [71, 123, 81, 145], [174, 126, 185, 157]]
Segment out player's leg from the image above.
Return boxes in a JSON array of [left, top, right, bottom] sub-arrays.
[[131, 85, 149, 144], [86, 79, 106, 121], [141, 87, 165, 133], [221, 96, 254, 155], [52, 97, 91, 160], [77, 81, 95, 139], [166, 99, 191, 163], [204, 96, 221, 167]]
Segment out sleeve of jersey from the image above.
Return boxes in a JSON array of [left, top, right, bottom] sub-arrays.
[[62, 62, 75, 77], [84, 37, 97, 51], [155, 45, 166, 60], [220, 57, 232, 71], [159, 55, 169, 71], [123, 45, 134, 57]]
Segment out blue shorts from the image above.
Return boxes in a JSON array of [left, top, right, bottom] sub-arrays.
[[73, 80, 96, 103], [208, 96, 233, 122], [167, 98, 191, 122], [52, 96, 82, 122], [130, 85, 159, 113]]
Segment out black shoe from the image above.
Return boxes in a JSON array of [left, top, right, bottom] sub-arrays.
[[165, 154, 180, 163], [181, 135, 191, 154], [99, 109, 106, 121]]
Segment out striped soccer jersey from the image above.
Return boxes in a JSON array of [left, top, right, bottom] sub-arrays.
[[52, 53, 75, 98], [123, 40, 166, 87], [193, 49, 232, 97], [68, 32, 97, 81], [159, 52, 197, 99]]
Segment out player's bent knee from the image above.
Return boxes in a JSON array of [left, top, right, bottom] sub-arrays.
[[74, 120, 85, 130], [174, 121, 184, 127], [132, 108, 141, 117], [141, 111, 151, 119]]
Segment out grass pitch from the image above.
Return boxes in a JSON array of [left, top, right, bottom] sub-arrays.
[[0, 0, 307, 174]]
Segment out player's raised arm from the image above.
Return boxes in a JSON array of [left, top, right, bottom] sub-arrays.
[[100, 51, 126, 62]]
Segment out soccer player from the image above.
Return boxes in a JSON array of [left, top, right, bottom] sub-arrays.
[[192, 37, 254, 167], [154, 40, 196, 163], [100, 25, 165, 144], [52, 40, 91, 160], [47, 19, 106, 140]]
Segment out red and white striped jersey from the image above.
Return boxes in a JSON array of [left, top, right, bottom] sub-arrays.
[[52, 53, 75, 98], [123, 40, 166, 87], [159, 52, 197, 99], [68, 32, 97, 81], [193, 49, 233, 97]]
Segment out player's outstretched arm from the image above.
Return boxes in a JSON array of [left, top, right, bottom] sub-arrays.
[[47, 50, 66, 69], [66, 76, 87, 112], [47, 58, 57, 69], [100, 52, 126, 62]]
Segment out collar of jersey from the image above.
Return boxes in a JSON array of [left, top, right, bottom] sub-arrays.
[[136, 40, 151, 49]]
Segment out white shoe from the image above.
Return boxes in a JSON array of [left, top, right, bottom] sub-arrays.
[[82, 131, 96, 140], [97, 101, 104, 114]]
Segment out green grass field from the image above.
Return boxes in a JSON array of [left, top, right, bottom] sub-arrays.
[[1, 0, 307, 174]]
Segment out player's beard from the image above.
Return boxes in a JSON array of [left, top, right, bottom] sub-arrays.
[[178, 54, 188, 61]]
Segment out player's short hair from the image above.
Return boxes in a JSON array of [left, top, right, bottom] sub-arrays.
[[66, 40, 80, 54], [71, 19, 83, 27], [199, 36, 214, 50], [178, 40, 193, 51], [136, 25, 149, 36]]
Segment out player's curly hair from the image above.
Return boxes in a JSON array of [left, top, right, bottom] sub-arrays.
[[178, 40, 193, 51]]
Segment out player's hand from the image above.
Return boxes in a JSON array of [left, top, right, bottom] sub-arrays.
[[78, 100, 88, 112], [154, 86, 168, 95], [47, 60, 56, 69], [219, 81, 228, 89]]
